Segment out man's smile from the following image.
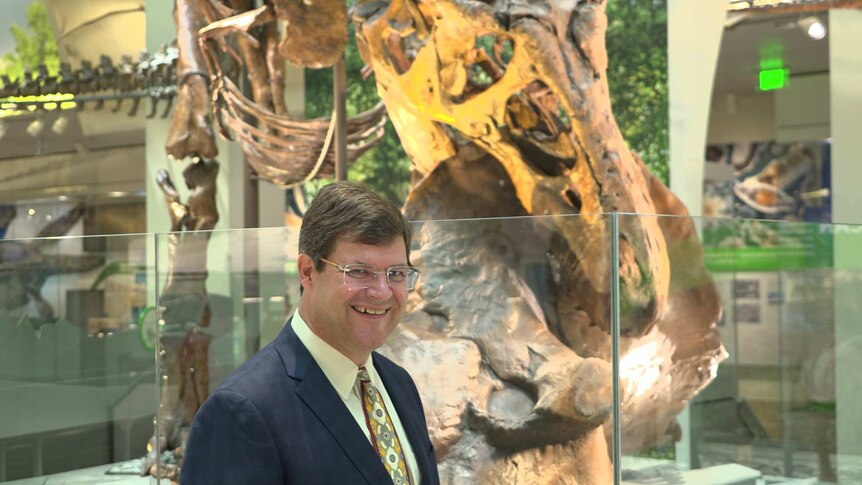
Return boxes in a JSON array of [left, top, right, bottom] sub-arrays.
[[353, 305, 388, 315]]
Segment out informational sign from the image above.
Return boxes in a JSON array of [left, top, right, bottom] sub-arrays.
[[702, 140, 833, 272], [703, 220, 834, 272]]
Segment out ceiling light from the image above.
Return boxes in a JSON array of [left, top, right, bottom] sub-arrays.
[[27, 117, 45, 137], [799, 16, 826, 40], [51, 114, 69, 135]]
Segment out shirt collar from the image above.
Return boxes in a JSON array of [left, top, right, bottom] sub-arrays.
[[291, 309, 373, 400]]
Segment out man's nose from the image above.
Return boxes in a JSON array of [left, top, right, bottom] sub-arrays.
[[365, 272, 393, 300]]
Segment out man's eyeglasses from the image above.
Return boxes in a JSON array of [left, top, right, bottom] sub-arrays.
[[319, 258, 421, 292]]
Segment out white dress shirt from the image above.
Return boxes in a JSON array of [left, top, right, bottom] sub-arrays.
[[292, 310, 421, 484]]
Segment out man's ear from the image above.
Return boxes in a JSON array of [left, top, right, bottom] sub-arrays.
[[297, 254, 315, 291]]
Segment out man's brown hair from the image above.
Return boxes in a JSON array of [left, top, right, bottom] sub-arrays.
[[298, 181, 412, 269]]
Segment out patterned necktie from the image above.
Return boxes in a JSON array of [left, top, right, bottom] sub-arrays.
[[357, 366, 412, 485]]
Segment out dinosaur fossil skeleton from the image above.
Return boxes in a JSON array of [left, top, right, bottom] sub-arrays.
[[166, 0, 387, 185], [142, 159, 220, 480], [152, 0, 725, 482], [0, 49, 179, 117]]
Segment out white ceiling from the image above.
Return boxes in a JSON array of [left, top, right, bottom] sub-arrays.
[[713, 10, 831, 95], [44, 0, 147, 139], [44, 0, 145, 67]]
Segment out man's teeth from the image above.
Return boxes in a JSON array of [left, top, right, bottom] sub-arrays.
[[355, 306, 386, 315]]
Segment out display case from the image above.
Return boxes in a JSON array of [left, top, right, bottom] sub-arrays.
[[0, 232, 156, 483], [618, 214, 862, 485], [2, 215, 861, 484]]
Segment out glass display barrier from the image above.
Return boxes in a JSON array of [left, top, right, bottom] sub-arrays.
[[152, 215, 616, 484], [618, 214, 862, 485], [0, 232, 156, 483], [151, 226, 299, 481], [3, 215, 861, 484]]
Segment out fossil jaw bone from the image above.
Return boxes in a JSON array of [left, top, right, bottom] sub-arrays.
[[354, 0, 669, 335]]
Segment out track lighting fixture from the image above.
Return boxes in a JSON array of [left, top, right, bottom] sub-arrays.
[[799, 16, 826, 40]]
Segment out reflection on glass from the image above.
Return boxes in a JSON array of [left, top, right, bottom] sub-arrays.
[[2, 215, 860, 484], [148, 217, 618, 483], [620, 214, 862, 485], [0, 233, 156, 482]]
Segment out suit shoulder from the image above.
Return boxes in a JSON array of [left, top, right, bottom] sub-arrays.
[[213, 342, 286, 401]]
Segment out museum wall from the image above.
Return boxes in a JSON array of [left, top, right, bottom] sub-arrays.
[[708, 92, 776, 145], [830, 8, 862, 476], [667, 0, 726, 216]]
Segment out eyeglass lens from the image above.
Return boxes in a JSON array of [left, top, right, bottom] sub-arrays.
[[342, 264, 418, 291]]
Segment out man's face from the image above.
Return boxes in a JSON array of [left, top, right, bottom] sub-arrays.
[[298, 237, 409, 364]]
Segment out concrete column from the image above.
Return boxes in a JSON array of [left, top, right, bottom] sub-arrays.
[[666, 0, 726, 470], [829, 9, 862, 481], [667, 0, 726, 216]]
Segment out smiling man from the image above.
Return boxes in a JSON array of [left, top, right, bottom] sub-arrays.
[[181, 182, 439, 485]]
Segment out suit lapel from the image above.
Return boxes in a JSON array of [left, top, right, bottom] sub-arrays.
[[375, 355, 433, 484], [275, 322, 390, 485]]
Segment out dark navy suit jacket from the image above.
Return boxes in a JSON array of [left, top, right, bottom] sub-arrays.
[[180, 321, 439, 484]]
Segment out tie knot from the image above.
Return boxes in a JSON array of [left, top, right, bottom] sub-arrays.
[[357, 366, 371, 383]]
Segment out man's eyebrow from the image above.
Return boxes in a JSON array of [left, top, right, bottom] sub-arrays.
[[351, 260, 409, 267]]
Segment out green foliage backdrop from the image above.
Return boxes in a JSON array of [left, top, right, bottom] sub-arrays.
[[0, 1, 59, 83], [304, 24, 411, 206], [606, 0, 670, 185]]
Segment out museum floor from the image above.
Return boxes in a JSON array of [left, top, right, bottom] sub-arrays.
[[6, 444, 861, 485]]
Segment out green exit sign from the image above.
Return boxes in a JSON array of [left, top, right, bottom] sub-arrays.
[[759, 68, 789, 91]]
